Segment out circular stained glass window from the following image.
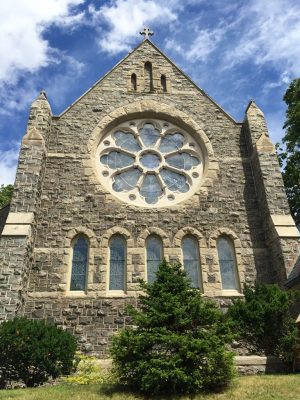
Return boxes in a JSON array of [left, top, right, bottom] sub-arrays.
[[97, 119, 204, 207]]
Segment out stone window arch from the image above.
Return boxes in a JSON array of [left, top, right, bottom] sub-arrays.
[[100, 226, 133, 294], [182, 235, 202, 289], [131, 73, 137, 91], [97, 118, 204, 207], [70, 235, 89, 291], [217, 235, 240, 291], [144, 61, 154, 92], [109, 234, 126, 292], [209, 228, 243, 295], [65, 227, 97, 295], [146, 234, 163, 283], [161, 74, 167, 92], [88, 100, 218, 207]]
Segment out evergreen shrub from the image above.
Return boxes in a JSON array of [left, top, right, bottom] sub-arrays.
[[227, 284, 300, 370], [0, 317, 77, 388], [110, 260, 234, 395]]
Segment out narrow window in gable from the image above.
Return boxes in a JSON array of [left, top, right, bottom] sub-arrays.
[[131, 73, 137, 91], [182, 235, 202, 289], [161, 74, 167, 92], [109, 235, 126, 291], [70, 235, 89, 291], [146, 235, 163, 283], [144, 61, 154, 92], [217, 236, 240, 291]]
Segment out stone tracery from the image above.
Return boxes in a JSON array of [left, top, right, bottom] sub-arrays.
[[98, 119, 204, 207]]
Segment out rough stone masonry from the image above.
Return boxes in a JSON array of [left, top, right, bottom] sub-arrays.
[[0, 39, 299, 357]]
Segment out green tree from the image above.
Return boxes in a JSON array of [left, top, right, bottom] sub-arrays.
[[0, 184, 13, 208], [277, 78, 300, 225], [227, 284, 300, 371], [110, 260, 234, 395]]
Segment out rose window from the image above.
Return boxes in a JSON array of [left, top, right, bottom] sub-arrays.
[[97, 119, 204, 207]]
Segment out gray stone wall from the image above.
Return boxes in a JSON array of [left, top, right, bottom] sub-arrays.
[[243, 102, 300, 283], [1, 40, 298, 354], [0, 92, 51, 321], [0, 205, 9, 235]]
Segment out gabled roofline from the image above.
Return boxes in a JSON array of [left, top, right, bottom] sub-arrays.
[[58, 39, 146, 117], [57, 39, 238, 123], [245, 100, 256, 113], [144, 40, 238, 124]]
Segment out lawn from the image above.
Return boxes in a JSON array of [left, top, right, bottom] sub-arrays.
[[0, 375, 299, 400]]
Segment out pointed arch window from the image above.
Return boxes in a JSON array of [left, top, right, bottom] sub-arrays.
[[161, 74, 167, 92], [182, 235, 201, 289], [70, 235, 89, 291], [217, 236, 240, 290], [109, 235, 126, 291], [131, 73, 137, 91], [146, 235, 163, 283], [144, 61, 154, 92]]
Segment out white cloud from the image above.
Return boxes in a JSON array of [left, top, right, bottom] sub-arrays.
[[224, 0, 300, 76], [185, 27, 224, 61], [0, 0, 85, 86], [89, 0, 180, 54], [165, 39, 183, 54], [163, 0, 300, 82], [0, 144, 20, 186], [0, 53, 85, 117]]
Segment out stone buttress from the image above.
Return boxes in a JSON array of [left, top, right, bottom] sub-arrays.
[[243, 101, 300, 283], [0, 92, 51, 320]]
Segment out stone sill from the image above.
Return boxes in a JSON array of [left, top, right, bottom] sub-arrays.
[[105, 291, 128, 298], [220, 290, 243, 297], [65, 291, 88, 298]]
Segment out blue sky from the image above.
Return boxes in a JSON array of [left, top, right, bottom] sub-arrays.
[[1, 0, 299, 185]]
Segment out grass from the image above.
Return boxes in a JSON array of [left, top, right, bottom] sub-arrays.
[[0, 375, 300, 400]]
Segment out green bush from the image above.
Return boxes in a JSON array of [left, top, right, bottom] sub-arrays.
[[63, 352, 108, 385], [110, 260, 234, 395], [0, 317, 77, 388], [227, 284, 300, 370]]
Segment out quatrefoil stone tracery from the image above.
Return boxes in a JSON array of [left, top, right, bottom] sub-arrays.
[[97, 119, 204, 207]]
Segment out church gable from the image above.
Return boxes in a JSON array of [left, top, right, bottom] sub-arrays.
[[0, 35, 299, 358], [49, 39, 241, 161], [58, 39, 236, 124]]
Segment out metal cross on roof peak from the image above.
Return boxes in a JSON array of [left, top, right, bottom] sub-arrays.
[[140, 27, 154, 40]]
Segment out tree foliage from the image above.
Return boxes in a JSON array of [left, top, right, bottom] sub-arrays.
[[277, 78, 300, 224], [110, 260, 234, 395], [0, 184, 13, 208], [0, 317, 77, 388], [227, 284, 300, 370]]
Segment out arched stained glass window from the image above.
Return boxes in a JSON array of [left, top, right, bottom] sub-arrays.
[[217, 236, 240, 290], [70, 236, 88, 291], [109, 235, 126, 291], [182, 235, 201, 289], [146, 235, 163, 283]]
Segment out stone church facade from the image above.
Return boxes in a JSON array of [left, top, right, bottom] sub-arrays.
[[0, 39, 299, 356]]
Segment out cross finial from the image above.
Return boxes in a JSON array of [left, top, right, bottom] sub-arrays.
[[140, 27, 154, 40]]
